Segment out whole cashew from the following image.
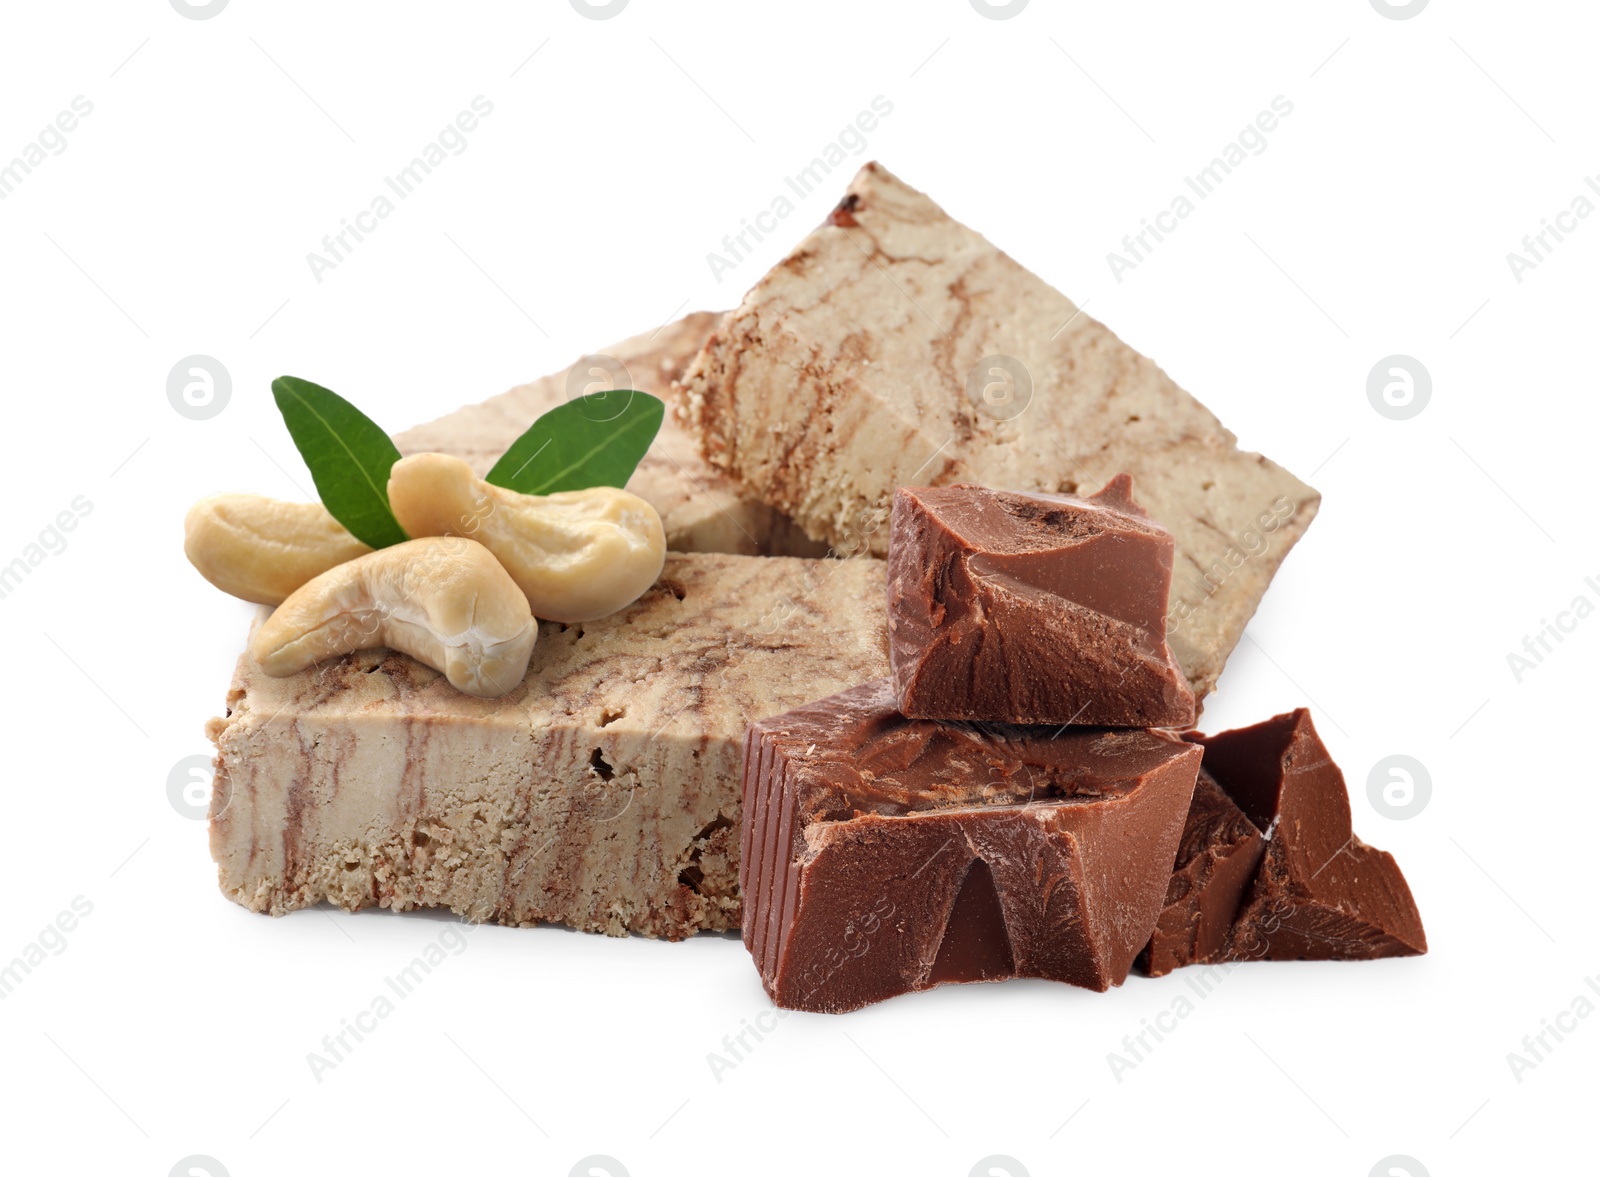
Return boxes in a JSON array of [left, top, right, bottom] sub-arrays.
[[387, 452, 666, 624], [250, 537, 536, 698], [185, 494, 373, 605]]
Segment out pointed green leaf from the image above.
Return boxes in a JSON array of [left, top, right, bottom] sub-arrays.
[[485, 390, 665, 496], [270, 376, 409, 549]]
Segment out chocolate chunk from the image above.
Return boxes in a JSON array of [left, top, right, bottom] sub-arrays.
[[739, 681, 1200, 1012], [886, 478, 1196, 728], [1195, 709, 1426, 962], [1138, 770, 1266, 977]]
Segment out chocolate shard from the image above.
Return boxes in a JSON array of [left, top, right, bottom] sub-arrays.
[[1195, 709, 1427, 962], [1138, 770, 1266, 977], [886, 479, 1196, 727], [739, 681, 1201, 1013]]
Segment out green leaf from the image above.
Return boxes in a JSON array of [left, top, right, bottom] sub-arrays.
[[270, 376, 410, 549], [485, 390, 665, 495]]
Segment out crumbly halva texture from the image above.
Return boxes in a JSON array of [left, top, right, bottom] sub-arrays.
[[208, 552, 888, 939], [393, 312, 823, 558], [679, 162, 1320, 699]]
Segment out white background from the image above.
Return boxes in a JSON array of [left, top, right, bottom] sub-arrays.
[[0, 1, 1594, 1174]]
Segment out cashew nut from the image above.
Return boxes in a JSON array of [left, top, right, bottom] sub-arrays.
[[387, 452, 666, 624], [185, 494, 372, 605], [250, 537, 535, 698]]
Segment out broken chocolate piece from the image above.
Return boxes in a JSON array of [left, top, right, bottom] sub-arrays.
[[1138, 770, 1266, 977], [886, 478, 1196, 727], [739, 680, 1201, 1012], [1194, 710, 1426, 962]]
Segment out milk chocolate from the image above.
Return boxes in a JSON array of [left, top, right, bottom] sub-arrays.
[[886, 477, 1196, 728], [1138, 769, 1266, 977], [1183, 709, 1426, 964], [739, 680, 1200, 1012]]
